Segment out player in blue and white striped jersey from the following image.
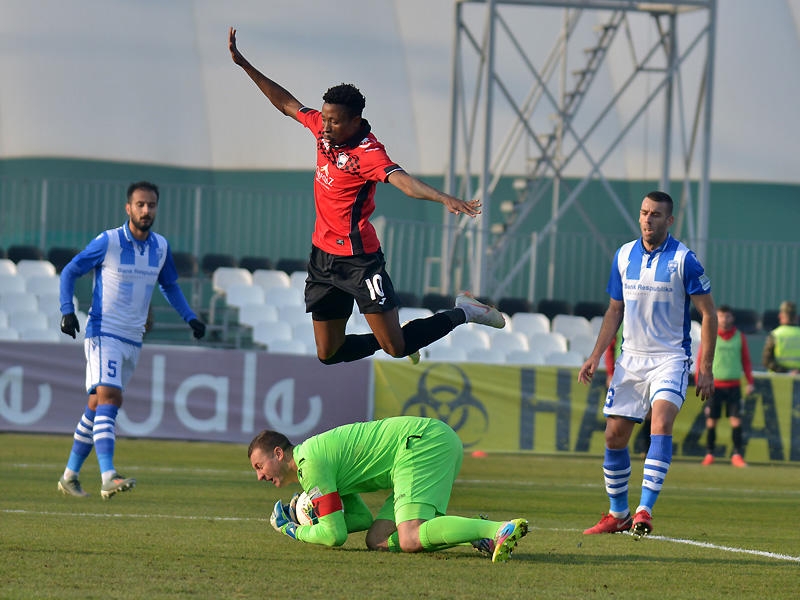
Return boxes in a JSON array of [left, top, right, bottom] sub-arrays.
[[577, 191, 717, 538], [57, 181, 206, 499]]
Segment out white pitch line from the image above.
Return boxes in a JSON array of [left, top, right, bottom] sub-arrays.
[[2, 508, 268, 522], [4, 508, 798, 563]]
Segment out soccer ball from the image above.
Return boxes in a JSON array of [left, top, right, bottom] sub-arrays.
[[294, 491, 317, 526]]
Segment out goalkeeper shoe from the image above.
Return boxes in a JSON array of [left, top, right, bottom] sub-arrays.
[[491, 518, 528, 563], [101, 473, 136, 499], [583, 512, 632, 534], [455, 293, 506, 329], [58, 476, 89, 498], [631, 510, 653, 539]]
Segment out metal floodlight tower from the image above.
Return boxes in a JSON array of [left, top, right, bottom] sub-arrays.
[[441, 0, 717, 299]]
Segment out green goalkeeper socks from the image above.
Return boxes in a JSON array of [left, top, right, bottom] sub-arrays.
[[418, 516, 501, 551]]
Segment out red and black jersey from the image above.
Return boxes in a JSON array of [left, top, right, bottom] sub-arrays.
[[297, 107, 403, 256]]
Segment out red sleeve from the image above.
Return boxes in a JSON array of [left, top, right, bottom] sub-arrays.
[[604, 340, 615, 374], [740, 334, 755, 384], [353, 136, 401, 183], [296, 106, 321, 132]]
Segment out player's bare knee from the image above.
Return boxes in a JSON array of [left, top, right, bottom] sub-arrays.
[[380, 340, 405, 358], [398, 537, 424, 553]]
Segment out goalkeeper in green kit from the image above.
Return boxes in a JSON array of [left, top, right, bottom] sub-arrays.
[[248, 416, 528, 563]]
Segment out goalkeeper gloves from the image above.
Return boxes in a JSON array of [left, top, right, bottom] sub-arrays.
[[287, 493, 301, 524], [270, 499, 298, 539]]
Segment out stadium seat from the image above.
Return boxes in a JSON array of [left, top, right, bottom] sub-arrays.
[[224, 283, 265, 309], [171, 251, 198, 278], [0, 327, 20, 341], [7, 245, 44, 263], [252, 269, 291, 293], [264, 286, 304, 309], [489, 330, 529, 354], [552, 314, 593, 341], [731, 308, 760, 334], [395, 291, 421, 308], [19, 328, 61, 342], [466, 347, 507, 364], [201, 253, 237, 276], [16, 259, 56, 278], [47, 247, 79, 272], [536, 299, 572, 320], [568, 334, 596, 360], [8, 309, 49, 332], [239, 255, 274, 272], [424, 345, 468, 362], [498, 297, 533, 316], [573, 301, 606, 320], [528, 331, 568, 355], [236, 303, 279, 328], [0, 274, 26, 294], [252, 321, 293, 349], [505, 349, 547, 365], [278, 304, 312, 326], [291, 321, 317, 349], [275, 257, 307, 275], [0, 292, 39, 314], [509, 312, 550, 337], [0, 258, 17, 275], [448, 327, 491, 351], [25, 275, 60, 297], [211, 267, 253, 294], [266, 338, 313, 356], [0, 310, 7, 328], [544, 350, 584, 367], [422, 292, 455, 313], [590, 316, 604, 336], [761, 309, 780, 332], [398, 307, 434, 324], [289, 270, 307, 292]]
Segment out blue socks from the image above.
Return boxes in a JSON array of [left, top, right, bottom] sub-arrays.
[[637, 434, 673, 515], [94, 404, 119, 483], [603, 447, 631, 517], [63, 405, 96, 480]]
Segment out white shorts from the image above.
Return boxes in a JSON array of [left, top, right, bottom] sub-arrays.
[[84, 336, 141, 394], [604, 352, 691, 421]]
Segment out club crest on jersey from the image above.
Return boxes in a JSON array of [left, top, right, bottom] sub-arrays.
[[336, 153, 349, 169], [667, 259, 678, 274]]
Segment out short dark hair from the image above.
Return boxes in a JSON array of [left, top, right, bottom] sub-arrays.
[[248, 430, 293, 459], [718, 304, 732, 314], [322, 83, 366, 118], [127, 181, 159, 202], [645, 190, 673, 215]]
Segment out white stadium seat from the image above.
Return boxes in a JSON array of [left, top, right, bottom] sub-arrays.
[[424, 345, 468, 362], [289, 270, 307, 292], [16, 259, 56, 278], [25, 274, 60, 296], [252, 321, 293, 349], [211, 267, 253, 294], [448, 327, 491, 351], [266, 338, 313, 356], [552, 314, 593, 341], [0, 274, 26, 294], [252, 269, 291, 293], [0, 327, 20, 341], [505, 349, 547, 365], [0, 259, 17, 275], [8, 309, 49, 331], [528, 331, 568, 356], [19, 328, 61, 342], [569, 334, 597, 360], [489, 330, 529, 354], [224, 283, 265, 309], [0, 292, 39, 314], [237, 303, 279, 328], [466, 347, 507, 364], [544, 350, 585, 367], [398, 307, 434, 323], [510, 312, 551, 337], [264, 286, 304, 308]]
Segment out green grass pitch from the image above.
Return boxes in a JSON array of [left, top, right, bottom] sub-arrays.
[[1, 433, 798, 599]]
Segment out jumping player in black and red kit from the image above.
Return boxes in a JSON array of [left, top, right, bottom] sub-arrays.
[[228, 27, 505, 365]]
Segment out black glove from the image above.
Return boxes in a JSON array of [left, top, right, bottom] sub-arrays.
[[60, 313, 80, 339], [189, 318, 206, 339]]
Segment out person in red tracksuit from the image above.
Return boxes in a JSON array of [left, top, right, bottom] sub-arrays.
[[698, 305, 755, 467]]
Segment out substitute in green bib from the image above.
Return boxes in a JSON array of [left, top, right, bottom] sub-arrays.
[[698, 305, 756, 467]]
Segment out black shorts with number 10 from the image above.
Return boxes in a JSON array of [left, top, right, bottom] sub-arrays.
[[305, 246, 399, 321]]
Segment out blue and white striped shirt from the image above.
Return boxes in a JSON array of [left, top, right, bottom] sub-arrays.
[[60, 222, 197, 346], [608, 234, 711, 357]]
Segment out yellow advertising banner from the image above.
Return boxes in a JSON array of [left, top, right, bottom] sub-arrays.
[[372, 361, 800, 463]]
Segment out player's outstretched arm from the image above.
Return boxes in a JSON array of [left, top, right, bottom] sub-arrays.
[[228, 27, 302, 120], [386, 171, 481, 217]]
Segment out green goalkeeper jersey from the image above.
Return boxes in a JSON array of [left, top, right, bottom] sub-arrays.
[[294, 415, 432, 497]]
